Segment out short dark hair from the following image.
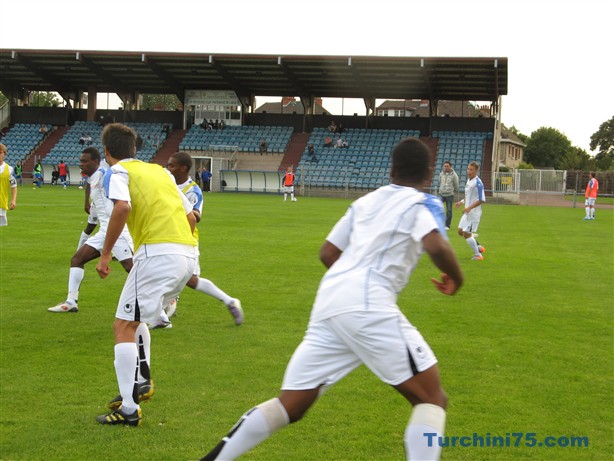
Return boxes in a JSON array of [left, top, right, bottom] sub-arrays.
[[444, 160, 452, 167], [82, 146, 101, 162], [390, 138, 432, 182], [101, 123, 137, 160], [171, 151, 193, 169]]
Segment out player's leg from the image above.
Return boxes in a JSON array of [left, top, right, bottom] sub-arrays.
[[465, 221, 482, 259], [48, 243, 100, 312], [189, 251, 241, 321], [443, 195, 453, 229], [395, 366, 447, 461], [100, 255, 193, 425], [187, 259, 244, 324]]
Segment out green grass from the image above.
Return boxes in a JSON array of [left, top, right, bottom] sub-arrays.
[[1, 186, 613, 461]]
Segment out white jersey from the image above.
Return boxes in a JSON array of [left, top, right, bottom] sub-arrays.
[[464, 176, 486, 220], [177, 177, 203, 214], [88, 165, 115, 229], [310, 184, 445, 323]]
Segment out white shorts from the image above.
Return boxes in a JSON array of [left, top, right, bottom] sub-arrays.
[[0, 208, 7, 227], [284, 185, 294, 193], [282, 311, 437, 390], [115, 253, 195, 324], [85, 229, 133, 262], [88, 207, 99, 225], [458, 213, 480, 233], [585, 198, 596, 206]]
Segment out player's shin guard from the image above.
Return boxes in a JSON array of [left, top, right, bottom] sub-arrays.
[[405, 403, 446, 461], [135, 323, 151, 382], [201, 398, 289, 461]]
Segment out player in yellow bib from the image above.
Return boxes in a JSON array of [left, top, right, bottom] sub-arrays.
[[95, 123, 197, 427]]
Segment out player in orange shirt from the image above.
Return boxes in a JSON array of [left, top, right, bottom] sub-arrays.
[[583, 172, 598, 220], [282, 166, 297, 202]]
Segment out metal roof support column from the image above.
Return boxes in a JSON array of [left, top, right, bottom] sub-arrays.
[[87, 86, 97, 121]]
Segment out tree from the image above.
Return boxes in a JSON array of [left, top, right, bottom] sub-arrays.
[[508, 125, 530, 144], [559, 146, 593, 171], [29, 91, 62, 107], [139, 94, 181, 111], [589, 116, 614, 171], [523, 127, 572, 169]]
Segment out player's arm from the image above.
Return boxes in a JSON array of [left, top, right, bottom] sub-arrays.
[[192, 208, 201, 223], [320, 241, 342, 269], [422, 230, 463, 295], [9, 177, 16, 209], [186, 210, 196, 234], [84, 183, 91, 214], [96, 200, 131, 278]]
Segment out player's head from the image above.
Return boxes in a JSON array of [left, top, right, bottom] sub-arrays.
[[390, 138, 433, 185], [590, 172, 596, 178], [0, 143, 6, 162], [101, 123, 137, 161], [167, 151, 192, 183], [80, 147, 101, 177], [443, 161, 452, 172], [287, 166, 293, 172], [467, 161, 480, 179]]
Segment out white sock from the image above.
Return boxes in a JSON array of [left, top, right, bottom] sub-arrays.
[[585, 206, 590, 218], [67, 267, 85, 305], [466, 237, 480, 255], [284, 193, 287, 201], [77, 231, 89, 250], [195, 278, 233, 305], [208, 399, 289, 461], [135, 323, 151, 383], [591, 207, 595, 218], [405, 403, 446, 461], [291, 193, 295, 200], [113, 342, 139, 414]]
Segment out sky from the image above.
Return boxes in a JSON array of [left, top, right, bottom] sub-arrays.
[[2, 0, 612, 154]]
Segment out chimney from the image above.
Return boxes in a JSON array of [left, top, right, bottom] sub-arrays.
[[282, 96, 295, 107]]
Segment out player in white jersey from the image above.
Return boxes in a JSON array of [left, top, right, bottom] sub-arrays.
[[198, 138, 464, 461], [150, 151, 243, 329], [48, 147, 134, 313], [455, 161, 486, 260]]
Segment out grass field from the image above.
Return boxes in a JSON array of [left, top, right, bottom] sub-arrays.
[[1, 186, 612, 461]]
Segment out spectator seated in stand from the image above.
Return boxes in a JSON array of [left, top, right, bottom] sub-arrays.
[[307, 144, 318, 162], [324, 136, 333, 148], [259, 139, 268, 155], [79, 134, 93, 146], [335, 137, 349, 149]]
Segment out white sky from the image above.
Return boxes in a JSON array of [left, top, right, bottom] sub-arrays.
[[3, 0, 612, 153]]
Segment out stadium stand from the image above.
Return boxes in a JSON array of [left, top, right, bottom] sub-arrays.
[[179, 125, 293, 153], [1, 123, 48, 166], [431, 130, 492, 189], [296, 128, 421, 189], [43, 121, 165, 165]]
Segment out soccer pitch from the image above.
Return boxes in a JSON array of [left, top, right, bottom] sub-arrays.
[[1, 186, 612, 461]]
